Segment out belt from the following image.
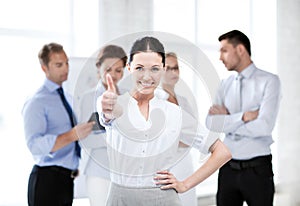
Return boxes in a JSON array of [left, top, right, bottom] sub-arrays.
[[33, 165, 79, 178], [227, 155, 272, 170]]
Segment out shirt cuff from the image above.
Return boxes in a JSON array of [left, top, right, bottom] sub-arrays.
[[99, 112, 114, 126], [201, 132, 220, 154]]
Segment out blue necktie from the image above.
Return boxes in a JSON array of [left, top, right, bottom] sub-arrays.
[[57, 87, 81, 157]]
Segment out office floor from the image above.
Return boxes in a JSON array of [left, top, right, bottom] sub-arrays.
[[197, 192, 290, 206], [73, 192, 290, 206]]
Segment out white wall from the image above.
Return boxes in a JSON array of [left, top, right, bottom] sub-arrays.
[[277, 0, 300, 205]]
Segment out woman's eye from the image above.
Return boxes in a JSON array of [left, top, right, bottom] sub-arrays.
[[151, 67, 160, 72], [136, 67, 143, 71]]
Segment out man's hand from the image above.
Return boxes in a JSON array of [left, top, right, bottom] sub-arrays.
[[209, 105, 229, 115], [73, 122, 94, 140], [242, 109, 259, 122], [51, 121, 94, 152]]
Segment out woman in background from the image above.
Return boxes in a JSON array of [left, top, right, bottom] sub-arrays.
[[156, 52, 197, 206], [78, 45, 127, 206]]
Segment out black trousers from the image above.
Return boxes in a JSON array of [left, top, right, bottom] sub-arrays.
[[28, 165, 75, 206], [217, 155, 275, 206]]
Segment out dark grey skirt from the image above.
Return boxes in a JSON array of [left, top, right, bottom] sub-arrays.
[[106, 183, 182, 206]]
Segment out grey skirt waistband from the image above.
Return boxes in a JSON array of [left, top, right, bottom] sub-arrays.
[[106, 182, 182, 206], [110, 182, 160, 189]]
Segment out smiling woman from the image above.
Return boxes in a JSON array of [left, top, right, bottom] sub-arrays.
[[129, 52, 164, 97], [97, 36, 231, 206]]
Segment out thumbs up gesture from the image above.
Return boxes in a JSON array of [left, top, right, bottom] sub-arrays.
[[101, 74, 122, 120], [106, 72, 117, 94]]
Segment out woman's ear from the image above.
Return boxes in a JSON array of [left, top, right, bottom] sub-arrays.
[[127, 63, 131, 72]]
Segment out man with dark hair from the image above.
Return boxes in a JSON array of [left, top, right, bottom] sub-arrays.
[[23, 43, 94, 206], [206, 30, 281, 206]]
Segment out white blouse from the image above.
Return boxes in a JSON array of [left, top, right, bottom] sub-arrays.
[[98, 92, 217, 187]]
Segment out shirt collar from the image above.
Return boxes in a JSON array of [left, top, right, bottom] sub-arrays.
[[44, 78, 61, 93], [239, 63, 256, 79], [95, 82, 106, 96], [154, 87, 169, 100], [129, 92, 158, 106]]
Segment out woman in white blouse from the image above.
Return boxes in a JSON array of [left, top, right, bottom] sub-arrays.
[[77, 45, 127, 206], [99, 36, 231, 206], [155, 52, 198, 206]]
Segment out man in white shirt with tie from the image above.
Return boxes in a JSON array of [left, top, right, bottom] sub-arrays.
[[206, 30, 281, 206]]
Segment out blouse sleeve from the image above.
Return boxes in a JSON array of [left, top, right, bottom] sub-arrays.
[[179, 108, 219, 154]]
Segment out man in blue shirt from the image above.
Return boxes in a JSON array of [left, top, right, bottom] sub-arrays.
[[206, 30, 281, 206], [22, 43, 94, 206]]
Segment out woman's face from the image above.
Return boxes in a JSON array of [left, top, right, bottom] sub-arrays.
[[162, 56, 179, 87], [97, 58, 124, 87], [128, 52, 164, 95]]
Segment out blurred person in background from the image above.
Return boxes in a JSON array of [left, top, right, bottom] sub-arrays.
[[23, 42, 94, 206], [77, 44, 127, 206], [206, 30, 281, 206], [155, 52, 197, 206]]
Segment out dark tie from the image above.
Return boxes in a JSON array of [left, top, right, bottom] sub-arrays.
[[57, 87, 81, 157]]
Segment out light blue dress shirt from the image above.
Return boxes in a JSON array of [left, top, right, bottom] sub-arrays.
[[206, 63, 281, 160], [22, 78, 79, 170]]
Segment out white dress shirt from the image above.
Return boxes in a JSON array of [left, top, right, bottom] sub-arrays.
[[98, 92, 217, 187], [206, 63, 281, 160], [154, 88, 198, 206], [77, 83, 127, 178], [76, 84, 109, 178]]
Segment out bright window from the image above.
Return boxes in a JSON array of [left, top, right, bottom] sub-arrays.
[[153, 0, 278, 197], [0, 0, 277, 204]]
